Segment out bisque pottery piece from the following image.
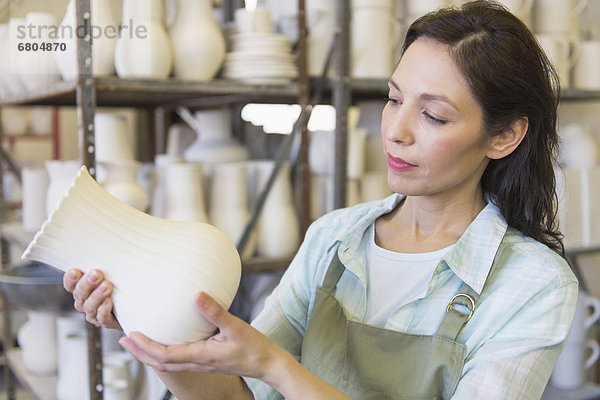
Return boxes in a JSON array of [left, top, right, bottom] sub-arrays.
[[114, 0, 173, 78], [22, 166, 241, 345], [168, 0, 226, 81]]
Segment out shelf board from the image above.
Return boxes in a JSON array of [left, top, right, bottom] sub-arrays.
[[6, 348, 57, 400], [0, 77, 301, 108]]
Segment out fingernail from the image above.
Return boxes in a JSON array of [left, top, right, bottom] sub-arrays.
[[67, 269, 78, 279], [99, 281, 109, 292], [88, 271, 100, 283]]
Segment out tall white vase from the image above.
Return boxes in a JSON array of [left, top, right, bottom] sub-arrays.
[[94, 113, 135, 163], [150, 153, 184, 218], [100, 161, 149, 212], [114, 0, 173, 79], [254, 161, 300, 258], [210, 162, 257, 260], [17, 311, 58, 376], [168, 0, 226, 81], [22, 166, 241, 345], [55, 0, 119, 81], [46, 160, 81, 216], [164, 162, 209, 223]]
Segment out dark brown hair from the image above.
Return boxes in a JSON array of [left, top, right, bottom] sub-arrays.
[[403, 0, 564, 255]]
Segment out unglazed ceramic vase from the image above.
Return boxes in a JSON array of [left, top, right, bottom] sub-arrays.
[[164, 162, 209, 223], [209, 162, 257, 260], [22, 166, 241, 345], [168, 0, 226, 81], [55, 0, 119, 80], [17, 311, 58, 376], [100, 161, 149, 212], [114, 0, 173, 78], [253, 160, 300, 258]]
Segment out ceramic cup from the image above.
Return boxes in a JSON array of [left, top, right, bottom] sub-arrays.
[[572, 41, 600, 90], [569, 292, 600, 342], [536, 34, 580, 88], [551, 339, 600, 389], [22, 167, 49, 232]]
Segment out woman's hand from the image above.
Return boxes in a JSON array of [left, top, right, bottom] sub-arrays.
[[63, 268, 121, 330], [119, 292, 281, 380]]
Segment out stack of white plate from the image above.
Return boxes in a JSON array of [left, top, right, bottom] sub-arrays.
[[222, 33, 298, 85]]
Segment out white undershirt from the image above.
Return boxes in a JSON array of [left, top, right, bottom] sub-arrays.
[[365, 224, 456, 326]]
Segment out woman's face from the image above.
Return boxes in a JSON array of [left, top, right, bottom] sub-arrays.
[[381, 37, 495, 202]]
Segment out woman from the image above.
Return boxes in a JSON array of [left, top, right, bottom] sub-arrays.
[[64, 1, 577, 399]]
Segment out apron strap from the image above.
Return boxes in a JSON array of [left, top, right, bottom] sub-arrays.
[[321, 251, 346, 293], [435, 282, 479, 341]]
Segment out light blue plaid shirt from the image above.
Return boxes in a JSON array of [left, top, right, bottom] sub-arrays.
[[244, 194, 578, 399]]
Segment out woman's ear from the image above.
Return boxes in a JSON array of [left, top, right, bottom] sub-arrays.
[[487, 117, 528, 160]]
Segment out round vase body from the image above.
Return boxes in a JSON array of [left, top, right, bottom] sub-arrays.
[[168, 0, 226, 81], [55, 0, 119, 81], [22, 166, 241, 345], [114, 0, 173, 79]]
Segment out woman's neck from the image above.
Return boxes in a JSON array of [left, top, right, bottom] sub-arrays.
[[375, 191, 487, 253]]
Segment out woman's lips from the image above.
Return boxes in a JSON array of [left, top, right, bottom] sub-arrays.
[[387, 154, 417, 172]]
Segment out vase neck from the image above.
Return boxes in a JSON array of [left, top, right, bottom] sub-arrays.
[[170, 0, 214, 21]]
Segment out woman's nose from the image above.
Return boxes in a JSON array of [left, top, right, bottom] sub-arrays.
[[384, 108, 415, 145]]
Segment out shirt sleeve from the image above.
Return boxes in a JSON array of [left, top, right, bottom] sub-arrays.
[[242, 219, 328, 399], [451, 279, 578, 399]]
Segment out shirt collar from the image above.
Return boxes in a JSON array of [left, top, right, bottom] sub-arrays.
[[331, 194, 508, 294]]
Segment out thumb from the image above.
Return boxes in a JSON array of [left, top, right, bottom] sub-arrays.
[[194, 292, 233, 329]]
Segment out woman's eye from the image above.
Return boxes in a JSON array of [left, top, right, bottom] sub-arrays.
[[423, 111, 448, 125], [385, 96, 402, 105]]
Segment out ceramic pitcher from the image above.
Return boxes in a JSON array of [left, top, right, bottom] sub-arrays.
[[114, 0, 173, 78], [17, 311, 58, 376], [168, 0, 226, 81]]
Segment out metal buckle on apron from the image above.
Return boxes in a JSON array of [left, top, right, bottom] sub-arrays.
[[446, 293, 476, 322]]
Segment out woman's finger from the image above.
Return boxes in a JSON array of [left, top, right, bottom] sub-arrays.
[[72, 269, 104, 304], [194, 292, 238, 331], [63, 269, 82, 292]]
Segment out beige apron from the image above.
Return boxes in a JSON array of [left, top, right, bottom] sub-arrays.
[[300, 252, 480, 400]]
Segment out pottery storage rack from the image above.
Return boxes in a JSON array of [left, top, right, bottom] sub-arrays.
[[2, 1, 600, 399], [0, 0, 316, 398]]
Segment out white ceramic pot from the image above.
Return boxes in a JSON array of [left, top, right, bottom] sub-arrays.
[[100, 161, 149, 212], [209, 162, 257, 260], [17, 311, 58, 376], [573, 40, 600, 90], [7, 18, 28, 95], [22, 166, 241, 345], [533, 0, 587, 37], [29, 107, 53, 135], [168, 0, 225, 81], [551, 339, 600, 389], [45, 160, 81, 216], [150, 153, 184, 218], [164, 162, 209, 223], [94, 113, 135, 164], [55, 0, 119, 81], [114, 0, 173, 79], [253, 160, 300, 258]]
